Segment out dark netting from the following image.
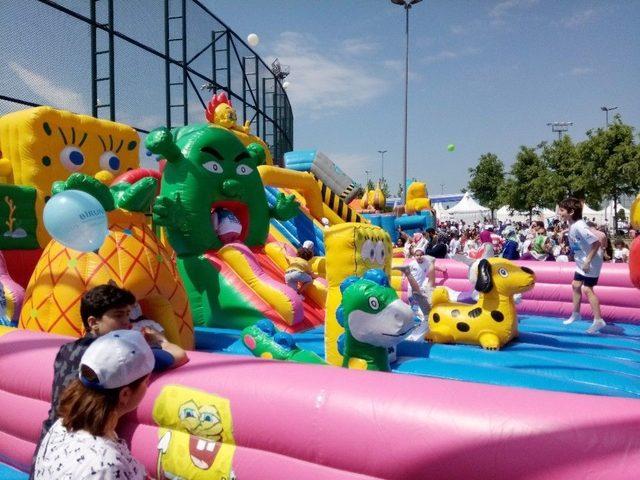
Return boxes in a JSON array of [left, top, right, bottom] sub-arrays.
[[0, 0, 293, 164]]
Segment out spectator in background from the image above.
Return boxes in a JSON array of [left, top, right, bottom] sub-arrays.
[[612, 239, 630, 263]]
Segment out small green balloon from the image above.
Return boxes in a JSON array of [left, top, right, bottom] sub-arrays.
[[447, 144, 456, 152]]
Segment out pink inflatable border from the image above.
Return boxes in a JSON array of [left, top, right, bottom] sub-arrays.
[[410, 259, 640, 324], [1, 329, 639, 479]]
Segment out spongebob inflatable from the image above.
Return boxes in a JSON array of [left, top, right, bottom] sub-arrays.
[[153, 385, 236, 480], [0, 106, 139, 248], [324, 223, 393, 365]]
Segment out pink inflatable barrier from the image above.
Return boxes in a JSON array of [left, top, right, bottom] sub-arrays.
[[1, 328, 640, 479], [413, 260, 640, 324]]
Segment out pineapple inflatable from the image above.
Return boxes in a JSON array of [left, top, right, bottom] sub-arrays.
[[19, 174, 194, 349]]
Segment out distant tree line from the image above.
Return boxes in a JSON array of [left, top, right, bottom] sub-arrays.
[[466, 114, 640, 231]]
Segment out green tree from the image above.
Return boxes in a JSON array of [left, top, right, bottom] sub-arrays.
[[396, 183, 403, 198], [578, 115, 640, 231], [539, 136, 586, 204], [366, 179, 375, 191], [500, 146, 552, 221], [467, 153, 505, 222]]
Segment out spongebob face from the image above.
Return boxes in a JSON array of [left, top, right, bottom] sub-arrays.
[[324, 223, 393, 365], [153, 385, 235, 480], [0, 106, 140, 246], [179, 400, 224, 441]]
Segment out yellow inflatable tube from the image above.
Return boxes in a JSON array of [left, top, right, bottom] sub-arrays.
[[324, 223, 393, 366], [258, 165, 325, 221], [218, 243, 300, 325], [264, 242, 327, 306]]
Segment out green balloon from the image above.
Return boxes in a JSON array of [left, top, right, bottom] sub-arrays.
[[447, 144, 456, 152]]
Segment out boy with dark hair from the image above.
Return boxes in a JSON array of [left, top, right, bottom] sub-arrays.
[[558, 197, 606, 333], [30, 283, 188, 478]]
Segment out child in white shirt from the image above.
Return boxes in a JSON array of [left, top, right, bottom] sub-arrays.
[[558, 198, 605, 334]]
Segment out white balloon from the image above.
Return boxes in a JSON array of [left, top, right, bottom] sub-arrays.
[[282, 81, 290, 90], [247, 33, 259, 47]]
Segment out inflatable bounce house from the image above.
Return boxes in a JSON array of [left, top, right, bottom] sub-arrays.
[[1, 98, 640, 480]]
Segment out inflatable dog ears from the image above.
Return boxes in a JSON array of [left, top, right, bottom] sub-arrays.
[[469, 259, 493, 293]]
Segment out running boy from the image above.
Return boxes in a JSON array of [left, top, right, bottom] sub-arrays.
[[558, 197, 606, 334]]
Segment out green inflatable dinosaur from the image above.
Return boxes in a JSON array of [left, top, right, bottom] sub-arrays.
[[145, 124, 299, 328], [338, 270, 416, 371]]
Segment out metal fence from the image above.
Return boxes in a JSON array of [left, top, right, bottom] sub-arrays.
[[0, 0, 293, 165]]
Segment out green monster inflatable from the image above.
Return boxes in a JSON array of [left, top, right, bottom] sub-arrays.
[[146, 124, 300, 328]]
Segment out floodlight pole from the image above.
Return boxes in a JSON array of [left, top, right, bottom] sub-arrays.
[[391, 0, 422, 203], [601, 105, 618, 127], [378, 150, 387, 181], [546, 121, 573, 141]]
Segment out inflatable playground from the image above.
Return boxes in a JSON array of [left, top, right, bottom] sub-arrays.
[[1, 97, 640, 480]]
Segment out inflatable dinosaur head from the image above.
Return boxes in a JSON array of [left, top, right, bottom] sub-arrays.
[[146, 125, 270, 255], [339, 271, 415, 349]]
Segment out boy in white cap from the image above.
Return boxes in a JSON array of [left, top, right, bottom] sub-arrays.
[[34, 330, 154, 479]]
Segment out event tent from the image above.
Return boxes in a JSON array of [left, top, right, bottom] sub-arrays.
[[444, 193, 490, 222]]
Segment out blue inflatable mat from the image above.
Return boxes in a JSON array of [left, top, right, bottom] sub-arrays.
[[0, 462, 27, 479], [195, 315, 640, 398]]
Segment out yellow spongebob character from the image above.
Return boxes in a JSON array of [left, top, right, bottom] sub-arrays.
[[404, 182, 431, 215], [153, 385, 236, 480], [0, 106, 139, 247], [324, 223, 393, 365]]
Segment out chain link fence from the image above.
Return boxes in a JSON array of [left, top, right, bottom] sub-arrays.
[[0, 0, 293, 165]]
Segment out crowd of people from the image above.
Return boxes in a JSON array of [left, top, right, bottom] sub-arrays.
[[394, 197, 626, 334], [396, 215, 631, 264]]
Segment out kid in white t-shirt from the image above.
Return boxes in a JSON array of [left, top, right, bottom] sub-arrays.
[[558, 198, 606, 334]]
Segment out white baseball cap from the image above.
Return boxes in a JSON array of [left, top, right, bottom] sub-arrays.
[[302, 240, 315, 250], [79, 329, 154, 390]]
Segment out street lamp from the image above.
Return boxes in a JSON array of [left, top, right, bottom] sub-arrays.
[[546, 121, 573, 141], [601, 105, 618, 127], [377, 150, 387, 181], [364, 170, 371, 186], [390, 0, 423, 203]]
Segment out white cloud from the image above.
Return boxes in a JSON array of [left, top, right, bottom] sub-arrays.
[[569, 67, 593, 76], [326, 152, 373, 184], [561, 9, 596, 28], [9, 62, 87, 114], [450, 25, 466, 35], [424, 47, 480, 65], [489, 0, 539, 24], [268, 32, 387, 114], [342, 38, 378, 56]]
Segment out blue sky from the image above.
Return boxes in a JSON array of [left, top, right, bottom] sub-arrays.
[[1, 1, 637, 195], [209, 0, 640, 194]]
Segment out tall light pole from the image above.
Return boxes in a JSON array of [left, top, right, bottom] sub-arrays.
[[601, 105, 618, 127], [377, 150, 387, 182], [364, 170, 371, 186], [546, 121, 573, 141], [391, 0, 422, 203]]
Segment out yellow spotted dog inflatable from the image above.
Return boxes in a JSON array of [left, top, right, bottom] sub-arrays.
[[426, 258, 535, 350]]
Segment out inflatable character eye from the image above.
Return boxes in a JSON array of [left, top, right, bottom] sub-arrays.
[[179, 407, 197, 420], [236, 164, 253, 176], [200, 412, 219, 424], [374, 241, 386, 265], [360, 239, 375, 263], [368, 297, 380, 310], [498, 268, 509, 278], [60, 146, 85, 172], [203, 160, 223, 174], [99, 151, 120, 172]]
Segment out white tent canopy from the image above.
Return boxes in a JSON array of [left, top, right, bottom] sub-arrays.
[[444, 193, 490, 222], [496, 206, 556, 223]]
